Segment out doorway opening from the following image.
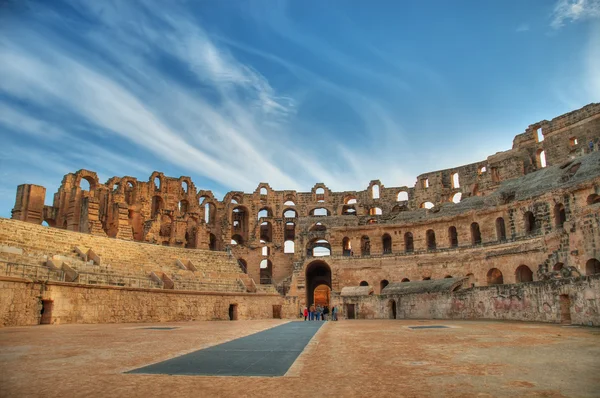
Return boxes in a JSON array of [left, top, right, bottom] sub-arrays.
[[388, 299, 397, 319], [313, 284, 331, 307], [305, 260, 332, 307], [40, 300, 53, 325], [559, 295, 571, 324], [228, 304, 238, 321], [272, 305, 282, 319], [346, 304, 356, 319]]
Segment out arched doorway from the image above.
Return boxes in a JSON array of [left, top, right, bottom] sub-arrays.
[[313, 284, 331, 307], [305, 260, 332, 307]]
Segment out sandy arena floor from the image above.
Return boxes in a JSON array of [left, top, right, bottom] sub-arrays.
[[1, 319, 599, 398]]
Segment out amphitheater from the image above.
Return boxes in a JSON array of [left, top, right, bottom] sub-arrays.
[[1, 103, 600, 397]]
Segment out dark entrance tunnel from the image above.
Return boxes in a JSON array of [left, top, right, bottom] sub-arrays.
[[305, 260, 331, 307]]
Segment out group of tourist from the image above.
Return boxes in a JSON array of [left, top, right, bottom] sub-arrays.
[[302, 305, 338, 321]]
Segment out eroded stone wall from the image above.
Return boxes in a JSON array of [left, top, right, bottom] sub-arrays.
[[333, 275, 600, 326], [0, 276, 296, 327]]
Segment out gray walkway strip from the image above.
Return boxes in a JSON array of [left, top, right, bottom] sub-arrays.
[[127, 321, 323, 377]]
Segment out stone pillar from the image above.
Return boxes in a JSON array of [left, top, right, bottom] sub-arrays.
[[11, 184, 46, 224]]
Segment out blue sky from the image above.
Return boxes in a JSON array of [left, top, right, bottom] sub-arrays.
[[0, 0, 599, 218]]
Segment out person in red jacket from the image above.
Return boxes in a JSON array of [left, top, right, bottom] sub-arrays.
[[303, 307, 308, 321]]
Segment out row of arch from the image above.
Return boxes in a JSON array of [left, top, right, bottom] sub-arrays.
[[354, 259, 600, 291]]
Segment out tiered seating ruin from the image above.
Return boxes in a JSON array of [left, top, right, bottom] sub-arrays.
[[0, 218, 255, 294]]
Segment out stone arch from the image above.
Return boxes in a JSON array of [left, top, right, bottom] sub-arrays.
[[471, 222, 482, 245], [361, 236, 370, 256], [515, 265, 533, 282], [342, 237, 352, 256], [586, 258, 600, 275], [587, 194, 600, 205], [487, 268, 504, 285], [426, 229, 436, 250], [496, 217, 506, 241], [305, 260, 332, 307], [404, 232, 414, 252], [448, 226, 458, 248], [380, 279, 389, 292], [359, 281, 369, 286]]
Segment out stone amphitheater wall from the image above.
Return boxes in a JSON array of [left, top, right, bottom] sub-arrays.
[[0, 276, 294, 327], [332, 275, 600, 326]]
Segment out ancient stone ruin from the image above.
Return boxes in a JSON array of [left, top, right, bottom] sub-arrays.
[[2, 102, 600, 326]]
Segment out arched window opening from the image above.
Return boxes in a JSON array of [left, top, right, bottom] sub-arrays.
[[554, 203, 566, 228], [182, 181, 189, 193], [284, 209, 297, 218], [259, 187, 268, 196], [80, 178, 91, 192], [310, 208, 329, 216], [315, 187, 325, 202], [41, 221, 50, 227], [496, 217, 506, 241], [284, 222, 295, 241], [426, 229, 436, 250], [284, 240, 295, 254], [260, 222, 273, 243], [524, 211, 537, 235], [587, 194, 600, 205], [257, 207, 272, 219], [397, 191, 409, 201], [151, 196, 164, 218], [421, 202, 434, 209], [586, 258, 600, 275], [310, 222, 327, 232], [205, 203, 216, 224], [372, 185, 380, 199], [342, 237, 352, 256], [423, 276, 431, 281], [444, 275, 453, 278], [422, 178, 429, 189], [359, 281, 369, 286], [404, 232, 414, 253], [178, 200, 189, 213], [471, 222, 482, 245], [345, 196, 357, 205], [515, 265, 533, 283], [369, 207, 382, 216], [361, 236, 371, 256], [154, 176, 161, 191], [125, 182, 135, 205], [486, 268, 504, 285], [261, 246, 270, 256], [380, 279, 389, 291], [367, 218, 377, 224], [451, 173, 460, 188], [536, 127, 544, 142], [308, 239, 331, 257], [284, 200, 295, 206], [231, 198, 238, 204], [451, 193, 462, 203], [342, 205, 357, 215], [537, 149, 547, 168], [259, 259, 272, 284], [382, 234, 392, 254], [448, 226, 458, 248], [232, 206, 249, 241], [231, 234, 243, 245], [479, 166, 487, 174], [401, 278, 410, 282]]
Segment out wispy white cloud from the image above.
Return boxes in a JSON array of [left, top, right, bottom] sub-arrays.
[[516, 24, 530, 32], [551, 0, 600, 28]]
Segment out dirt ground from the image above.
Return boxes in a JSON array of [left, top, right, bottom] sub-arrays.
[[1, 319, 599, 398]]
